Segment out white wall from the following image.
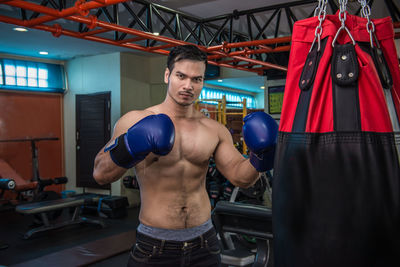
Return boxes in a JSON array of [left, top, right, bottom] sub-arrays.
[[255, 91, 265, 109], [120, 53, 167, 114], [64, 52, 121, 195]]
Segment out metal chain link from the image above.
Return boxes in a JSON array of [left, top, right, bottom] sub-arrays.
[[314, 0, 327, 17], [310, 0, 328, 52], [332, 0, 356, 47], [358, 0, 376, 47]]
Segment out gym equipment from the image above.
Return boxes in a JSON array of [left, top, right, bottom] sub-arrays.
[[0, 137, 66, 203], [0, 178, 15, 250], [0, 137, 59, 181], [0, 137, 68, 224], [195, 95, 248, 153], [206, 158, 270, 208], [212, 201, 273, 267], [0, 178, 15, 190], [274, 1, 400, 266], [15, 194, 106, 239], [123, 175, 140, 190], [0, 159, 68, 222], [81, 195, 129, 219]]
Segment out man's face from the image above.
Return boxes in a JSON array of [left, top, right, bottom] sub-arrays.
[[164, 59, 206, 106]]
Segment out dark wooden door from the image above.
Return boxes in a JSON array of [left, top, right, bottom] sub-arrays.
[[76, 92, 111, 189]]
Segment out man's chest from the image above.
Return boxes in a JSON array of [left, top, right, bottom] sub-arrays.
[[170, 120, 219, 163]]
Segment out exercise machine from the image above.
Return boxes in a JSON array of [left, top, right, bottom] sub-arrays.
[[212, 201, 273, 267], [0, 137, 67, 204], [195, 96, 248, 153], [0, 178, 15, 250], [0, 159, 68, 217]]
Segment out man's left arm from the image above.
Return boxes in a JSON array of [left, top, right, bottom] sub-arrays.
[[213, 126, 259, 188], [214, 111, 278, 188]]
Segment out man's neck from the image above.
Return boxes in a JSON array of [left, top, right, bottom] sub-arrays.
[[160, 97, 196, 119]]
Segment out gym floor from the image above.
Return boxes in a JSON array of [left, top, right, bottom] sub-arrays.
[[0, 205, 254, 267], [0, 206, 140, 266]]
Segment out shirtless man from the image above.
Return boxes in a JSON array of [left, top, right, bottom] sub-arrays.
[[93, 45, 278, 267]]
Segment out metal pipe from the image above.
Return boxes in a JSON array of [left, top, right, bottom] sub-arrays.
[[207, 36, 291, 52], [0, 14, 170, 56], [208, 60, 263, 75], [207, 45, 291, 60], [6, 0, 130, 27], [210, 50, 287, 72]]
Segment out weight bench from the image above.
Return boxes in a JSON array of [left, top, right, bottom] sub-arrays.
[[212, 201, 273, 267], [16, 195, 106, 239]]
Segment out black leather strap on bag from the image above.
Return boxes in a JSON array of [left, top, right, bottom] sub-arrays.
[[292, 38, 328, 133], [331, 43, 361, 131]]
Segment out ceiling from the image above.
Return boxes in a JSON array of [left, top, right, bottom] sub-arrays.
[[0, 0, 398, 94]]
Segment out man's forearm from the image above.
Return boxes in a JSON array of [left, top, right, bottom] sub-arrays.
[[230, 159, 259, 188], [93, 151, 126, 185]]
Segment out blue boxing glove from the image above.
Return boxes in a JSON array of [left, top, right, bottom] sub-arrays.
[[105, 114, 175, 168], [243, 111, 278, 172]]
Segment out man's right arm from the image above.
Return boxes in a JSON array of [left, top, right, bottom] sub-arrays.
[[93, 111, 175, 185], [93, 111, 139, 185]]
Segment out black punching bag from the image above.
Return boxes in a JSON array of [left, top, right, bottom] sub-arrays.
[[273, 8, 400, 267]]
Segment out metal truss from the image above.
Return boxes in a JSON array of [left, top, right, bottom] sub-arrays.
[[0, 0, 399, 76]]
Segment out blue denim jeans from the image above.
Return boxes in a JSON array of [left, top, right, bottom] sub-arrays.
[[127, 228, 221, 267]]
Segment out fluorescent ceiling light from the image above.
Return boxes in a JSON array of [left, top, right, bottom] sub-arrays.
[[39, 51, 49, 55], [13, 27, 28, 32], [218, 79, 223, 82], [153, 32, 159, 36], [260, 86, 265, 89]]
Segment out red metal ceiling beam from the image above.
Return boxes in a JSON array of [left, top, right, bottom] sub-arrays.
[[4, 0, 188, 47], [209, 50, 288, 72], [81, 28, 110, 37], [117, 36, 147, 44], [5, 0, 130, 27], [207, 37, 292, 52], [207, 45, 291, 60], [208, 61, 263, 75], [0, 15, 170, 56], [0, 0, 290, 74]]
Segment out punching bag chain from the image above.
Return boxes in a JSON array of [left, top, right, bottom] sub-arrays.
[[358, 0, 376, 48], [310, 0, 328, 52], [333, 0, 356, 47]]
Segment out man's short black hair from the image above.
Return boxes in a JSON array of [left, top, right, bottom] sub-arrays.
[[167, 45, 208, 72]]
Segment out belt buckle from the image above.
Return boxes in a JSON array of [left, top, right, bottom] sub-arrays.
[[182, 241, 189, 250]]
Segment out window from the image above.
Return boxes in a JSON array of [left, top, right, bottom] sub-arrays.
[[0, 59, 64, 93], [200, 87, 256, 109], [0, 64, 2, 85]]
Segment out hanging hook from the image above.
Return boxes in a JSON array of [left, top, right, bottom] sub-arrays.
[[358, 0, 376, 48], [332, 0, 356, 47], [310, 0, 328, 52]]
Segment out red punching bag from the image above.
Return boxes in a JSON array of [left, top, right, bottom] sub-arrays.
[[273, 0, 400, 266]]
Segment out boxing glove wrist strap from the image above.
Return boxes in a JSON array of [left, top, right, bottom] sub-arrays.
[[105, 134, 135, 169], [249, 146, 275, 172]]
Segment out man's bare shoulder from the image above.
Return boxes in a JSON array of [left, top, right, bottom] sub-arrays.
[[119, 110, 155, 125], [198, 113, 228, 133], [113, 109, 156, 137]]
